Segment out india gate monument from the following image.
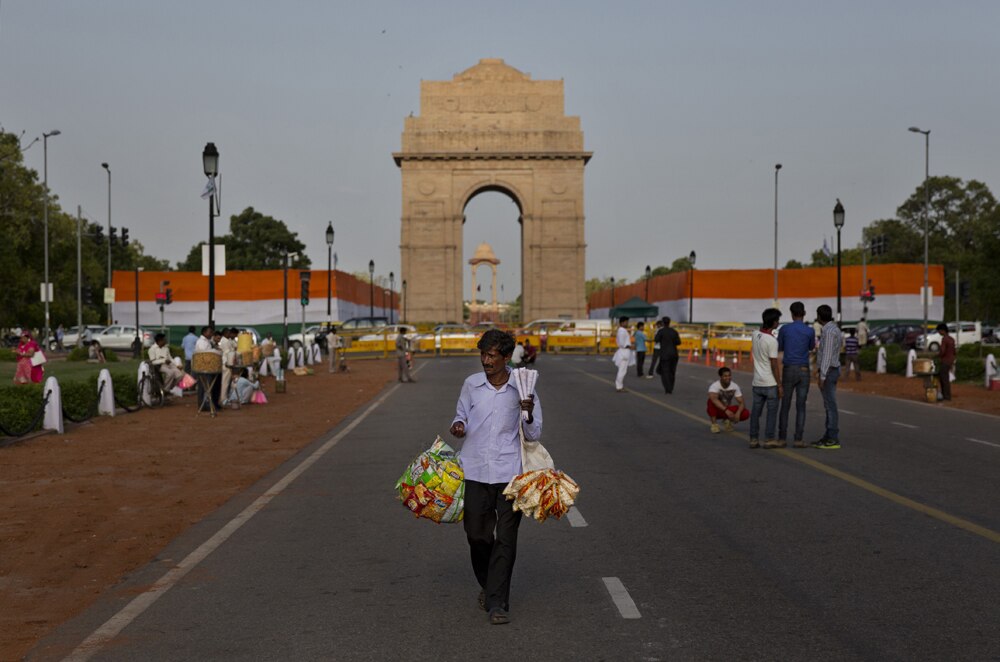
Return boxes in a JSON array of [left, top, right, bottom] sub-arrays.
[[394, 59, 592, 322]]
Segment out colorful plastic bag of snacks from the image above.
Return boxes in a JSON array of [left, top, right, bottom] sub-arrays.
[[395, 436, 465, 524], [503, 469, 580, 523]]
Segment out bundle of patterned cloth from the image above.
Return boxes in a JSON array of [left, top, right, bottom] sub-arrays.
[[503, 469, 580, 522], [395, 437, 465, 524]]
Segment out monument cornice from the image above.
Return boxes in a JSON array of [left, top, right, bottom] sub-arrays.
[[393, 151, 592, 166]]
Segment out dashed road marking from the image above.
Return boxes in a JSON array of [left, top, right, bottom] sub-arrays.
[[602, 577, 641, 619], [891, 421, 918, 429], [840, 409, 858, 415], [566, 508, 588, 527], [967, 437, 1000, 449]]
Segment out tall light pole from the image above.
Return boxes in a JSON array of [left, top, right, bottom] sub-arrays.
[[101, 161, 112, 324], [833, 200, 845, 325], [368, 259, 375, 317], [610, 276, 616, 315], [644, 264, 651, 302], [909, 126, 930, 334], [202, 142, 219, 328], [282, 250, 298, 351], [326, 222, 335, 323], [42, 130, 61, 345], [402, 279, 407, 323], [773, 163, 782, 307], [689, 250, 697, 323], [389, 272, 395, 324], [133, 266, 144, 358]]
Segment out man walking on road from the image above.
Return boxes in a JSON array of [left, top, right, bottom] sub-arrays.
[[612, 317, 632, 392], [396, 330, 415, 382], [634, 322, 648, 378], [936, 323, 956, 401], [450, 329, 541, 626], [777, 301, 814, 448], [813, 305, 843, 449], [750, 308, 782, 449], [646, 319, 663, 378], [654, 316, 681, 394]]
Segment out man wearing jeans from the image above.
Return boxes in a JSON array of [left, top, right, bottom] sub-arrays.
[[813, 305, 842, 449], [777, 301, 815, 448], [750, 308, 782, 449]]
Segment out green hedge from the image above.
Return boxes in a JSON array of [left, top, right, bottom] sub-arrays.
[[0, 384, 45, 435], [62, 380, 99, 420], [0, 348, 15, 362], [67, 346, 120, 363], [861, 342, 988, 382]]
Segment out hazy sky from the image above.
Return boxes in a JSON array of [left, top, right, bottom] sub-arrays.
[[3, 1, 998, 301]]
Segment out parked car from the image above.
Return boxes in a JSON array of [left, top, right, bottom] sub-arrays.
[[58, 325, 107, 350], [287, 325, 324, 349], [870, 323, 925, 348], [425, 323, 475, 350], [91, 325, 155, 351], [356, 324, 420, 343], [338, 317, 390, 331], [917, 321, 983, 351]]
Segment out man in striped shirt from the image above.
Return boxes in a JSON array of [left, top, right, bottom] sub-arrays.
[[813, 305, 842, 449]]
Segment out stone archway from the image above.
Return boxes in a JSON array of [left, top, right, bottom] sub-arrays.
[[394, 58, 592, 323]]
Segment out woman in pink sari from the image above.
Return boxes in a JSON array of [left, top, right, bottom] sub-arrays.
[[13, 332, 44, 384]]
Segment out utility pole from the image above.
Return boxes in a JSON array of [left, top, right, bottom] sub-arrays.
[[77, 206, 83, 341]]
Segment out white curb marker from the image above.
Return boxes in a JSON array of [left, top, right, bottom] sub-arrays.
[[602, 577, 641, 619], [566, 508, 588, 528]]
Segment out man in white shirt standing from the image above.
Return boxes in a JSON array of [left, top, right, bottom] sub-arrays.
[[750, 308, 783, 449], [612, 316, 632, 393], [450, 329, 540, 626]]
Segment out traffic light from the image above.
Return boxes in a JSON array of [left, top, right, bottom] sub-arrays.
[[93, 225, 104, 243], [164, 287, 173, 305], [300, 282, 309, 307], [121, 227, 129, 246], [109, 226, 118, 246], [82, 284, 93, 304], [960, 281, 971, 304]]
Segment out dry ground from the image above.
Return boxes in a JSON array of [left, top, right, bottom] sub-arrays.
[[0, 359, 396, 661]]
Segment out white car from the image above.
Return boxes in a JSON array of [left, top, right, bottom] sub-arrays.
[[356, 324, 420, 343], [288, 325, 325, 349], [91, 325, 155, 351], [50, 325, 106, 350], [424, 323, 475, 350], [918, 321, 982, 352]]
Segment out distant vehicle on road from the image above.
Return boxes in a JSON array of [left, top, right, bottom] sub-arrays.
[[917, 321, 983, 351], [59, 325, 107, 350], [287, 325, 324, 349], [91, 325, 154, 351]]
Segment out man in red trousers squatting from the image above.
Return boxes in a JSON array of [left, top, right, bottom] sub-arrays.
[[450, 329, 541, 625]]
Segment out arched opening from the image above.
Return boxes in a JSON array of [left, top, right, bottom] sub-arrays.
[[462, 187, 522, 324]]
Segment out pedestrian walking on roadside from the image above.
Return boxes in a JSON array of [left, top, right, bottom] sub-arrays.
[[654, 316, 681, 394], [813, 305, 842, 449], [777, 301, 814, 448], [750, 308, 782, 449], [612, 316, 632, 392], [936, 323, 956, 401], [396, 330, 416, 382], [633, 322, 648, 378], [844, 328, 861, 381], [646, 319, 663, 379], [55, 324, 65, 351], [181, 325, 198, 374], [450, 329, 541, 626], [856, 317, 869, 346]]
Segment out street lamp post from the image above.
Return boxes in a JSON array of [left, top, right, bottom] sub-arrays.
[[42, 130, 61, 346], [368, 260, 375, 317], [133, 266, 144, 358], [644, 264, 651, 302], [833, 200, 845, 325], [299, 270, 311, 352], [774, 163, 782, 306], [282, 251, 298, 352], [202, 142, 219, 328], [101, 161, 112, 324], [402, 279, 407, 323], [389, 272, 395, 324], [909, 126, 930, 336], [610, 277, 616, 319], [326, 223, 334, 323], [689, 250, 697, 323]]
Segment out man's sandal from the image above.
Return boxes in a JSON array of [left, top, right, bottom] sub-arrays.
[[489, 608, 510, 625]]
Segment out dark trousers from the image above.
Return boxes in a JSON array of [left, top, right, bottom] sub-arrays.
[[778, 365, 810, 441], [463, 480, 522, 612], [647, 352, 660, 377], [660, 354, 679, 393], [635, 351, 646, 377], [820, 367, 840, 441], [939, 364, 952, 400]]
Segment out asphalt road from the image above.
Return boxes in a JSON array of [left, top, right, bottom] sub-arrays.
[[37, 356, 1000, 661]]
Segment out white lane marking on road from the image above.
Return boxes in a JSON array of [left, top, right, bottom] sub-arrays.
[[891, 421, 918, 429], [602, 577, 641, 619], [967, 437, 1000, 449], [840, 409, 858, 415], [63, 381, 407, 662], [574, 358, 585, 362], [566, 508, 588, 527]]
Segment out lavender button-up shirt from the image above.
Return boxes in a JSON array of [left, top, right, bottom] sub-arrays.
[[452, 369, 543, 484]]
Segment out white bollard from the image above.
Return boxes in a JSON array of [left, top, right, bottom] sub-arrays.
[[986, 354, 997, 388], [304, 344, 313, 365], [905, 349, 917, 378], [98, 369, 116, 416], [312, 343, 321, 364], [137, 362, 152, 406], [877, 347, 887, 374], [296, 346, 305, 366], [260, 355, 270, 376], [287, 349, 297, 371], [42, 376, 64, 434]]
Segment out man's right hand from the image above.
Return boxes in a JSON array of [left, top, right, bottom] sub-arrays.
[[450, 421, 466, 438]]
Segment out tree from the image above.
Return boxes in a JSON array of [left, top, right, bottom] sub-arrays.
[[585, 276, 628, 299], [177, 207, 310, 271], [784, 259, 804, 269]]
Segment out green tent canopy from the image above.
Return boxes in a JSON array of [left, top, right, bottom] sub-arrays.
[[609, 296, 659, 319]]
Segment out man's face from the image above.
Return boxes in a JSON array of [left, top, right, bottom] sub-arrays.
[[720, 372, 732, 388], [156, 338, 166, 347], [480, 346, 509, 378]]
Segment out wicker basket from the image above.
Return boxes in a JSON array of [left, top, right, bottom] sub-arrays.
[[192, 351, 223, 374], [240, 350, 254, 366], [252, 346, 262, 362]]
